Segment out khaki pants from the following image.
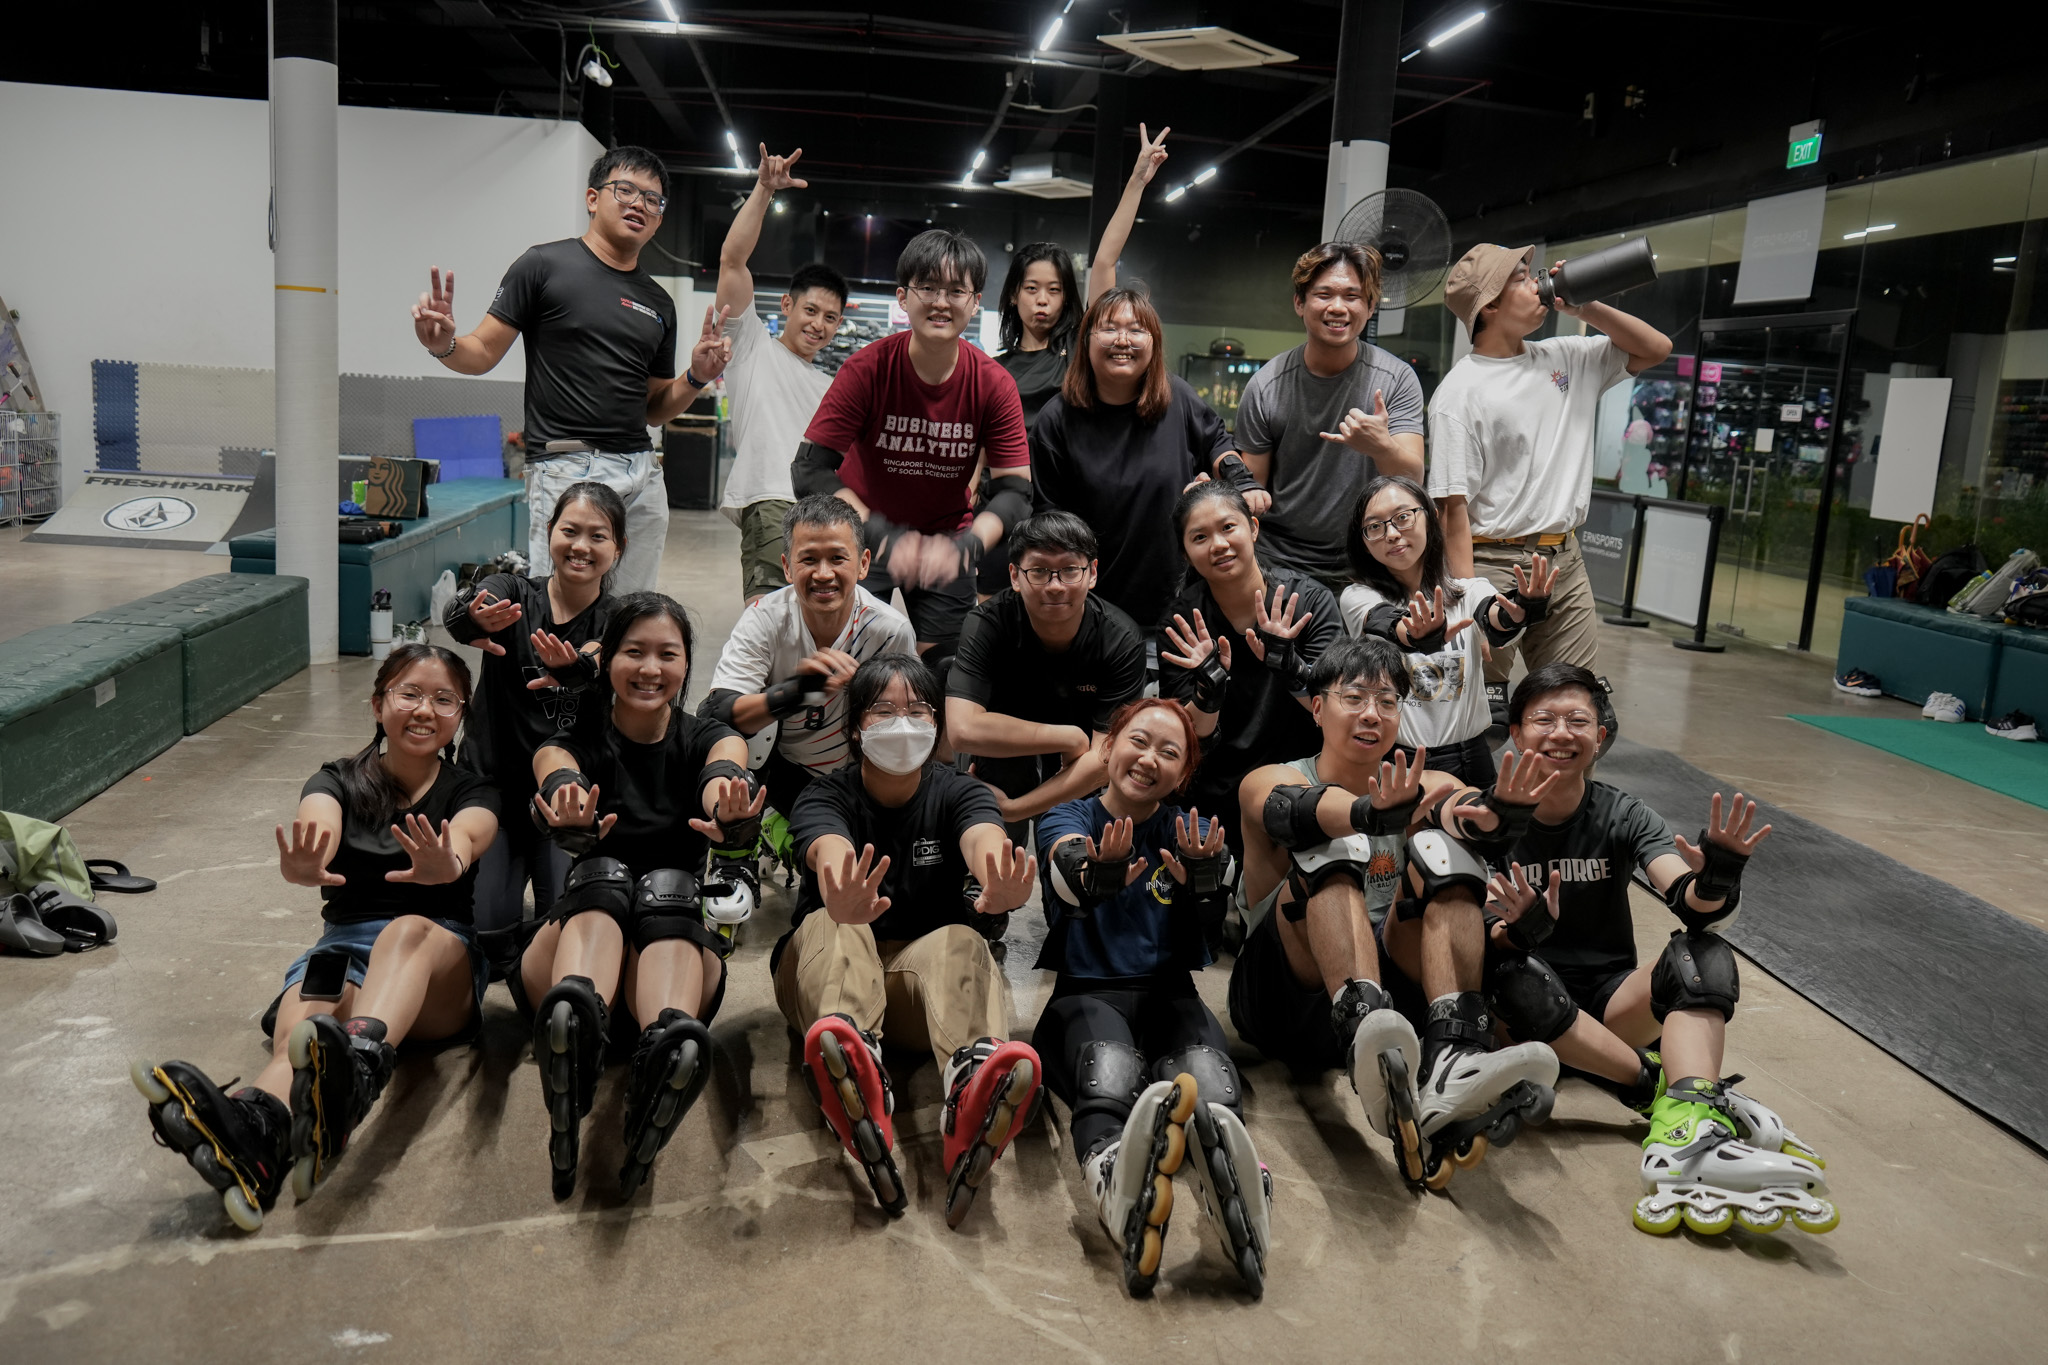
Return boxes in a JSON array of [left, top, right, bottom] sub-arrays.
[[773, 911, 1012, 1066], [739, 498, 793, 602], [1472, 531, 1600, 685]]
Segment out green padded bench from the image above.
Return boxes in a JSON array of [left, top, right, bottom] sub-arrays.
[[229, 478, 527, 655], [1989, 626, 2048, 719], [0, 623, 184, 821], [1839, 597, 2004, 719], [80, 573, 310, 734]]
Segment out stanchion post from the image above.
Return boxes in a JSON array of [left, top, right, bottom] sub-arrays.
[[1602, 494, 1651, 628], [1674, 502, 1726, 653]]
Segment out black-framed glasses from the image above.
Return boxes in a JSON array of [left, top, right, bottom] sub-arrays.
[[387, 685, 465, 717], [601, 180, 669, 214], [1361, 507, 1424, 542], [906, 283, 977, 306], [1019, 565, 1089, 587]]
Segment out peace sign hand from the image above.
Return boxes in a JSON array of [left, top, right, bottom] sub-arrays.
[[757, 144, 808, 194], [387, 814, 464, 884], [975, 841, 1039, 915], [412, 267, 456, 352], [690, 304, 734, 385], [1130, 123, 1170, 186], [822, 844, 892, 924], [276, 819, 346, 887]]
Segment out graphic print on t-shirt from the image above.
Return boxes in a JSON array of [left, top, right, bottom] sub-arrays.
[[1408, 650, 1465, 704]]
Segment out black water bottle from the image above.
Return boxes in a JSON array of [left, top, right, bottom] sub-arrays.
[[1536, 236, 1658, 309]]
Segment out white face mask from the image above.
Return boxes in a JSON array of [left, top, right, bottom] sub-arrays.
[[862, 716, 937, 774]]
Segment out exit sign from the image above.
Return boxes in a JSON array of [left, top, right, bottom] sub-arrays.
[[1786, 119, 1824, 169]]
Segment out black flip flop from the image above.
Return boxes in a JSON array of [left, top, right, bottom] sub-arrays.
[[85, 859, 156, 895]]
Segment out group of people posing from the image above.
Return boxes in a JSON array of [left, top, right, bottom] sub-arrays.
[[133, 137, 1837, 1297]]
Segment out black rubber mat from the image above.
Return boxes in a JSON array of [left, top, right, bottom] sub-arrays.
[[1600, 736, 2048, 1153]]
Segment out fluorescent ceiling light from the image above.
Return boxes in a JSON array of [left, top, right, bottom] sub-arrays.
[[1039, 17, 1063, 50], [1427, 11, 1486, 47], [724, 130, 738, 151], [1400, 49, 1422, 62], [1164, 185, 1187, 202], [1842, 223, 1897, 240], [656, 0, 678, 21], [1994, 255, 2017, 263], [972, 149, 986, 169], [1194, 166, 1217, 184]]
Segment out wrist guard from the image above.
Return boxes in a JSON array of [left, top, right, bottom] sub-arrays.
[[1192, 651, 1231, 713], [1350, 791, 1419, 837], [1178, 847, 1227, 896], [698, 760, 763, 851], [860, 510, 909, 560], [764, 670, 828, 720], [1215, 453, 1262, 499], [539, 767, 592, 803], [1508, 587, 1551, 625], [1050, 839, 1132, 920], [557, 649, 602, 690], [1401, 610, 1448, 654], [1503, 903, 1555, 951], [1664, 869, 1740, 933], [790, 441, 847, 500], [1693, 832, 1750, 901], [1477, 788, 1537, 848], [1476, 595, 1523, 649], [534, 767, 598, 849], [1256, 632, 1313, 696]]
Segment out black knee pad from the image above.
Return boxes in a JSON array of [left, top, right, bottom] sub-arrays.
[[630, 868, 720, 954], [1487, 952, 1579, 1044], [1404, 829, 1489, 906], [1650, 929, 1739, 1022], [1153, 1043, 1241, 1113], [550, 857, 633, 929], [1073, 1040, 1148, 1130]]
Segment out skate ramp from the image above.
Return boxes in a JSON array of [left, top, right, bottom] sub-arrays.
[[26, 470, 250, 552], [1601, 736, 2048, 1154]]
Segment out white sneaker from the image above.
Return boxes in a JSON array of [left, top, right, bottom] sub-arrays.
[[1921, 692, 1966, 723]]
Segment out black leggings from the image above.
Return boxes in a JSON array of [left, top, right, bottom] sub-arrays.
[[1034, 976, 1236, 1161]]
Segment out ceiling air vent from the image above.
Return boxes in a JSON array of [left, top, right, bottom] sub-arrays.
[[1096, 26, 1297, 71], [996, 152, 1092, 200]]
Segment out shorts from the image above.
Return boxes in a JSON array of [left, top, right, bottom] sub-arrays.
[[1548, 958, 1638, 1023], [860, 553, 977, 657], [1228, 898, 1427, 1073], [265, 915, 488, 1039], [739, 498, 793, 601]]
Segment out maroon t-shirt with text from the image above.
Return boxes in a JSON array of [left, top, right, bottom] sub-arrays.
[[803, 332, 1029, 534]]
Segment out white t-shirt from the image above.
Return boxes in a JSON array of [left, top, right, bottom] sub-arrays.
[[718, 308, 834, 519], [706, 584, 916, 775], [1340, 576, 1498, 750], [1425, 334, 1632, 538]]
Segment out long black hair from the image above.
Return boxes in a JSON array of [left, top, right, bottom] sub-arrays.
[[333, 644, 473, 829], [997, 242, 1081, 355], [1344, 474, 1460, 605], [547, 480, 629, 595], [596, 591, 696, 702], [843, 653, 945, 765]]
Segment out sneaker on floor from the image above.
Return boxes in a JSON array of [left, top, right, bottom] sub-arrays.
[[1833, 668, 1881, 697], [1922, 692, 1966, 723], [1985, 710, 2038, 741]]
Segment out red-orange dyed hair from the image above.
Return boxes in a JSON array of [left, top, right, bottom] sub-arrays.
[[1101, 697, 1203, 794]]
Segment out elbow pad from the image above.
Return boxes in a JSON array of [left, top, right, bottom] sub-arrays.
[[1262, 782, 1333, 850], [1215, 453, 1262, 498], [791, 441, 846, 499], [983, 474, 1033, 532], [698, 688, 742, 727], [444, 585, 485, 641]]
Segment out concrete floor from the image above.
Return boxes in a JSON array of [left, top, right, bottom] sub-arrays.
[[2, 513, 2044, 1363]]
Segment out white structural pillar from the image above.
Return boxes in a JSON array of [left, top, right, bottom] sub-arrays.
[[1321, 0, 1404, 241], [271, 0, 340, 663]]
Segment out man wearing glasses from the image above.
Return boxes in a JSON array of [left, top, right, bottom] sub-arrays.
[[946, 512, 1146, 835], [410, 146, 734, 594], [792, 229, 1032, 663]]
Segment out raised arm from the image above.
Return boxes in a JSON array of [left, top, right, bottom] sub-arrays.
[[718, 146, 808, 321], [1087, 124, 1169, 305], [411, 266, 519, 376], [1551, 259, 1671, 374]]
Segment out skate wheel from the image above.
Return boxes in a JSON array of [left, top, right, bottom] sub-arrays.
[[1166, 1073, 1198, 1124], [963, 1138, 996, 1189], [1785, 1140, 1826, 1169], [853, 1117, 887, 1165], [669, 1039, 701, 1091], [223, 1185, 264, 1232], [1791, 1202, 1840, 1235], [291, 1154, 318, 1202], [1235, 1244, 1264, 1299], [1222, 1194, 1250, 1249], [550, 1127, 577, 1173], [618, 1164, 646, 1201], [552, 1164, 576, 1202], [943, 1173, 978, 1230], [868, 1158, 904, 1215], [1453, 1135, 1490, 1169], [1396, 1119, 1424, 1184], [1632, 1197, 1683, 1235], [159, 1102, 201, 1152], [835, 1075, 866, 1124], [548, 1051, 570, 1096], [1145, 1172, 1174, 1227], [1158, 1121, 1187, 1176], [551, 1090, 574, 1135], [1736, 1206, 1786, 1235], [1423, 1158, 1456, 1192], [819, 1029, 850, 1078], [188, 1142, 230, 1193], [1682, 1203, 1736, 1235], [1136, 1225, 1164, 1279], [131, 1059, 170, 1105], [548, 1000, 573, 1054], [636, 1123, 663, 1163]]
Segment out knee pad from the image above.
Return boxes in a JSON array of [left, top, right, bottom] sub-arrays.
[[1261, 782, 1331, 851], [1486, 952, 1579, 1044], [1403, 829, 1490, 907], [1152, 1043, 1241, 1112], [1650, 930, 1740, 1022], [629, 868, 721, 954], [1283, 832, 1389, 917], [550, 857, 633, 929], [1073, 1040, 1148, 1127]]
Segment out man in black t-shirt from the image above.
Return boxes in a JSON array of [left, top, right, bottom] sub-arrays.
[[946, 512, 1146, 830], [1479, 664, 1832, 1236], [776, 654, 1042, 1225], [409, 144, 735, 594]]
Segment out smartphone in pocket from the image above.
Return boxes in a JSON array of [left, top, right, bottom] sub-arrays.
[[298, 947, 353, 1002]]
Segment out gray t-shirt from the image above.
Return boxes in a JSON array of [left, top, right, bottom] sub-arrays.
[[1235, 342, 1427, 590]]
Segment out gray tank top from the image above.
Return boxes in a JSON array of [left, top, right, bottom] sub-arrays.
[[1240, 755, 1408, 929]]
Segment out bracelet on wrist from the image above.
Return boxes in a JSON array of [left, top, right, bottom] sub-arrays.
[[433, 334, 458, 360], [685, 368, 706, 389]]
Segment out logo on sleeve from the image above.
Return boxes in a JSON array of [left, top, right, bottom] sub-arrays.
[[620, 297, 662, 322], [911, 838, 942, 867]]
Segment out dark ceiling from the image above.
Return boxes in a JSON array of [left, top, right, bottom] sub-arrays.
[[12, 3, 2048, 260]]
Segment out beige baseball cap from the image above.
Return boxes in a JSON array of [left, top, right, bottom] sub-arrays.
[[1446, 243, 1534, 328]]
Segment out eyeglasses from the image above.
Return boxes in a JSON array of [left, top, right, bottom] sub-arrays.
[[1361, 507, 1424, 542], [386, 686, 465, 717], [1093, 325, 1149, 342], [906, 283, 977, 306], [1019, 565, 1089, 587], [865, 702, 937, 722], [1324, 688, 1403, 715], [1523, 711, 1596, 734], [601, 181, 668, 215]]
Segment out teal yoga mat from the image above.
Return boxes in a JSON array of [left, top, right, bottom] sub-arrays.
[[1789, 715, 2048, 810]]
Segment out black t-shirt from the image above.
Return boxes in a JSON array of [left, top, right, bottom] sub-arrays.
[[301, 761, 501, 926], [783, 763, 1004, 950], [1158, 564, 1343, 818], [488, 238, 678, 453], [998, 345, 1071, 433], [1031, 375, 1235, 630], [544, 705, 740, 876], [444, 574, 614, 812], [1503, 780, 1677, 976], [947, 589, 1147, 735]]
